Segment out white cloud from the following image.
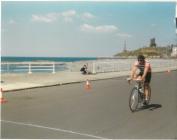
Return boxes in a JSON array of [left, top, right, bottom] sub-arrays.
[[80, 24, 118, 33], [31, 10, 96, 24], [116, 33, 132, 38], [82, 12, 95, 19], [31, 14, 58, 23], [8, 19, 16, 24], [61, 10, 76, 17], [80, 24, 95, 32], [96, 25, 118, 33], [31, 10, 76, 23]]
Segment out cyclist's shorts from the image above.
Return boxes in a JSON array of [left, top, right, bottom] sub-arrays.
[[138, 71, 151, 83]]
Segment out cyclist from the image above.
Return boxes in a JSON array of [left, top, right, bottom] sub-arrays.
[[128, 54, 152, 105]]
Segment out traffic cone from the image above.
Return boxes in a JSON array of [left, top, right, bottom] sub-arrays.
[[0, 88, 7, 104], [166, 69, 171, 74], [85, 79, 91, 90]]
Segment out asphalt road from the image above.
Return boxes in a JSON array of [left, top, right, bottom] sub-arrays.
[[1, 71, 177, 139]]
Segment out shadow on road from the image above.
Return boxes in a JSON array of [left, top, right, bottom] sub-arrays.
[[139, 103, 162, 111]]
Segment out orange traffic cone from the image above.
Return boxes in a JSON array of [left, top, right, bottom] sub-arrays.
[[166, 69, 171, 74], [85, 79, 91, 90], [0, 88, 7, 104]]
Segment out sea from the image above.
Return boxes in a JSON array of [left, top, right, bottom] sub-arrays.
[[1, 56, 97, 63], [1, 56, 97, 73]]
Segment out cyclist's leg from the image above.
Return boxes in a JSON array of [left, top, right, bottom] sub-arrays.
[[144, 83, 150, 101], [144, 72, 151, 101]]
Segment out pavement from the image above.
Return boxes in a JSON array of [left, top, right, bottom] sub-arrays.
[[1, 70, 177, 139], [1, 66, 177, 92]]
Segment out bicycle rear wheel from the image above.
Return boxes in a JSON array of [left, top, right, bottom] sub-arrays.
[[129, 87, 139, 112]]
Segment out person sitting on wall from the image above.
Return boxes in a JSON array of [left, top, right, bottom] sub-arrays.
[[80, 65, 88, 74]]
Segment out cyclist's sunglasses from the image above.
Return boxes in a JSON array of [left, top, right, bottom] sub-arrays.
[[138, 59, 144, 62]]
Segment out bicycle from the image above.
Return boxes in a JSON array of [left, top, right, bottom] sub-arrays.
[[127, 78, 151, 112]]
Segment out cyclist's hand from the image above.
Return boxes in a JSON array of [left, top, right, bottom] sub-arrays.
[[127, 77, 132, 84], [136, 77, 142, 81], [136, 77, 145, 82], [141, 77, 145, 81]]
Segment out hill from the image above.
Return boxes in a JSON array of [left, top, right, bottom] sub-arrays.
[[114, 47, 171, 58]]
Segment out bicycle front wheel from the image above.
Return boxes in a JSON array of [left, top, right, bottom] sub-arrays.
[[129, 87, 139, 112]]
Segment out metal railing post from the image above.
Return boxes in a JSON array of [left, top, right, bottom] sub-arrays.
[[92, 62, 96, 74], [52, 62, 55, 74], [28, 63, 32, 74]]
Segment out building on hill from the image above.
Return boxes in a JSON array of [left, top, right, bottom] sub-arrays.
[[171, 45, 177, 57], [150, 38, 157, 48]]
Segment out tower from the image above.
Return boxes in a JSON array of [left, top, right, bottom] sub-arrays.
[[123, 40, 127, 52]]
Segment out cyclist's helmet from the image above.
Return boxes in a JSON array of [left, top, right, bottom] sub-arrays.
[[137, 55, 145, 62]]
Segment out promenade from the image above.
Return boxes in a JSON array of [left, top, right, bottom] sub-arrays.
[[1, 65, 177, 92]]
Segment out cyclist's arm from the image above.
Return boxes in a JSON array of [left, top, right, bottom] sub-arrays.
[[130, 64, 137, 80]]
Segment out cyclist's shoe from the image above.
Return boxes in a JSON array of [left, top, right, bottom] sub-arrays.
[[143, 100, 148, 106]]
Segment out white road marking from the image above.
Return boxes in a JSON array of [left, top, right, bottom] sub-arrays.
[[1, 120, 108, 139]]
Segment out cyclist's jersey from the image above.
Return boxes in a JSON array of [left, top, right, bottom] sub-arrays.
[[134, 60, 151, 73]]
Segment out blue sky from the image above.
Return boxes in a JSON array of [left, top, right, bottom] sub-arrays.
[[1, 1, 176, 57]]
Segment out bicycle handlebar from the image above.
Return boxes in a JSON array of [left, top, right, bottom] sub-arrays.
[[126, 77, 144, 83]]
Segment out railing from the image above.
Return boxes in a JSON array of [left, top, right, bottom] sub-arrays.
[[1, 62, 67, 74], [91, 61, 132, 74], [1, 59, 177, 74], [91, 59, 177, 74]]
